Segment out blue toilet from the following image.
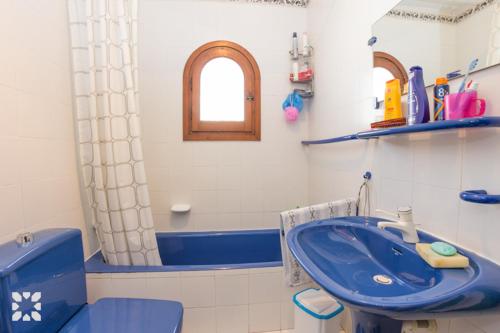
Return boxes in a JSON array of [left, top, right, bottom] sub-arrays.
[[0, 229, 183, 333]]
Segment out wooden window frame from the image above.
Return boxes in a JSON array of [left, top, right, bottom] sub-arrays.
[[374, 51, 408, 93], [183, 41, 261, 141]]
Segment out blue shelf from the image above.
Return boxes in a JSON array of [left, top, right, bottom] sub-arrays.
[[302, 117, 500, 145], [301, 134, 358, 145]]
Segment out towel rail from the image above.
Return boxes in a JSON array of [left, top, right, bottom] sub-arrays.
[[460, 190, 500, 205]]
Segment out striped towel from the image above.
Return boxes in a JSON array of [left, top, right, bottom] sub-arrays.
[[280, 198, 356, 287]]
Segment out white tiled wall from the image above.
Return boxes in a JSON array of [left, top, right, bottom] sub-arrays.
[[138, 0, 309, 232], [86, 267, 311, 333], [0, 0, 90, 254], [307, 0, 500, 332]]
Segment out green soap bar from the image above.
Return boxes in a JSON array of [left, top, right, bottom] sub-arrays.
[[431, 242, 457, 256]]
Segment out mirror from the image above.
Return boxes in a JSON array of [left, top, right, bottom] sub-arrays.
[[372, 0, 500, 89]]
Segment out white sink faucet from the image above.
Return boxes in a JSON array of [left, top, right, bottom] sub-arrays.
[[376, 207, 419, 243]]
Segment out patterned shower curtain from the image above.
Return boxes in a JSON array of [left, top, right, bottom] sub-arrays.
[[68, 0, 161, 265], [487, 2, 500, 66]]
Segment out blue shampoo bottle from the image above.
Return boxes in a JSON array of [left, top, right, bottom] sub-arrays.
[[407, 66, 430, 125]]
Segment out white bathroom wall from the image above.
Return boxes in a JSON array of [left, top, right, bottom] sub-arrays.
[[138, 0, 309, 232], [0, 0, 90, 254], [307, 1, 500, 332]]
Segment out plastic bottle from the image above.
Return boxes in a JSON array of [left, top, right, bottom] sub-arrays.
[[292, 62, 299, 81], [433, 77, 449, 121], [302, 33, 310, 57], [384, 79, 403, 120], [291, 32, 299, 59], [407, 66, 430, 125]]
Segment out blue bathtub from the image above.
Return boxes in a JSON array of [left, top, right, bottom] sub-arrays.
[[85, 229, 282, 273]]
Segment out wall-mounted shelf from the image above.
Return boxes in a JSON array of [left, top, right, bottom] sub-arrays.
[[289, 51, 313, 59], [290, 78, 313, 83], [302, 117, 500, 145], [294, 88, 314, 99]]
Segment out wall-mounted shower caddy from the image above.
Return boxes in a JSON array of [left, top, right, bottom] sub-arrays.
[[289, 32, 314, 98]]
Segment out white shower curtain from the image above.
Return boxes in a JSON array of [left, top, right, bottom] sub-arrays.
[[68, 0, 161, 266]]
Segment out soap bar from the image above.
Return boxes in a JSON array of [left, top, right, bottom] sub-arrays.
[[416, 243, 469, 268], [431, 242, 457, 256]]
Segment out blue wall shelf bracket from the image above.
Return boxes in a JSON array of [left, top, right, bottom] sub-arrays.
[[301, 117, 500, 145], [460, 190, 500, 205]]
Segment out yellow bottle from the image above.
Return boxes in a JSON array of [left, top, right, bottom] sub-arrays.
[[384, 79, 403, 120]]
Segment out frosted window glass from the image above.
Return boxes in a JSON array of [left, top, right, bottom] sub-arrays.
[[200, 57, 245, 121], [373, 67, 395, 102]]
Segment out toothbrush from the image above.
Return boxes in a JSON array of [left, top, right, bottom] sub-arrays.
[[458, 58, 479, 93], [466, 82, 479, 91]]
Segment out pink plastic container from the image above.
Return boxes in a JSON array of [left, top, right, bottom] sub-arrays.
[[444, 91, 486, 120]]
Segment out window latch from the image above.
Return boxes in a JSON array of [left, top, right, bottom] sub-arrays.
[[246, 95, 255, 101]]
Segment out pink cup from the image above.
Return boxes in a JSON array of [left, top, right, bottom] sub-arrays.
[[444, 91, 486, 120]]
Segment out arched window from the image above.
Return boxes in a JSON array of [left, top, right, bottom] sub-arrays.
[[183, 41, 261, 141]]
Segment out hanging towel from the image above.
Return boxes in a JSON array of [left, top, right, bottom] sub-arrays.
[[280, 198, 357, 287]]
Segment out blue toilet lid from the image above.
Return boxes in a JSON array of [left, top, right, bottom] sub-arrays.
[[59, 298, 183, 333]]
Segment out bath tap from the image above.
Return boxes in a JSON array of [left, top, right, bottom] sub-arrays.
[[376, 207, 419, 243], [16, 232, 33, 247]]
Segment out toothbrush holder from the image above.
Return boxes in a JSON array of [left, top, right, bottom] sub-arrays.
[[444, 91, 486, 120]]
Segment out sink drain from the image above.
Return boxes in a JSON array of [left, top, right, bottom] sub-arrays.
[[373, 275, 393, 285]]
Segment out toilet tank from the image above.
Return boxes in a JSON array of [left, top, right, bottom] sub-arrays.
[[0, 229, 87, 333]]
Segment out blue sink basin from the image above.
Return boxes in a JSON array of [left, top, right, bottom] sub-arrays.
[[287, 217, 500, 332]]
